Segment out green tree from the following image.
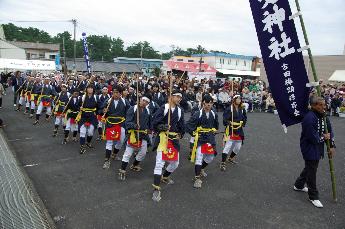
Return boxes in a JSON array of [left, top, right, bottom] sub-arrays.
[[125, 41, 160, 59]]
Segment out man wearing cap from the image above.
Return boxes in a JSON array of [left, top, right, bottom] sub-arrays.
[[96, 87, 111, 141], [186, 94, 219, 188], [118, 95, 152, 180], [151, 89, 185, 202], [52, 84, 70, 137], [33, 77, 57, 125], [102, 85, 130, 169], [221, 94, 247, 171]]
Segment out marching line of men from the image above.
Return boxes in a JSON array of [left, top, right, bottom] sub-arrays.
[[13, 74, 248, 202]]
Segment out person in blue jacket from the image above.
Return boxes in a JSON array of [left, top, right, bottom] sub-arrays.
[[294, 96, 336, 208]]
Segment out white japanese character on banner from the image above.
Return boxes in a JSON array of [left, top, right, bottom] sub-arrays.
[[284, 71, 290, 78], [258, 0, 279, 9], [279, 32, 296, 58], [282, 63, 288, 71], [289, 94, 296, 101], [285, 78, 293, 86], [294, 109, 300, 116], [291, 101, 297, 109], [287, 86, 294, 93], [262, 4, 285, 34], [269, 33, 296, 60]]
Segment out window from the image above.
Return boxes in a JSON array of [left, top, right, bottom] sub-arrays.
[[228, 59, 230, 64], [222, 59, 225, 64], [219, 58, 222, 64], [39, 53, 45, 59], [49, 55, 56, 60], [236, 60, 238, 66], [177, 59, 183, 62], [188, 60, 194, 62], [244, 60, 246, 66]]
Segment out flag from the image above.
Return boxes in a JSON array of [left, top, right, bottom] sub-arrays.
[[249, 0, 310, 127]]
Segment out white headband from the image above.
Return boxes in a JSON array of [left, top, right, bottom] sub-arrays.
[[172, 93, 183, 97], [142, 96, 151, 103]]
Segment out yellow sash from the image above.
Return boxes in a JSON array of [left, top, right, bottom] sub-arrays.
[[190, 127, 217, 163]]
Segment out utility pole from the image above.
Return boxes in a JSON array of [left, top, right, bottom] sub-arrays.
[[72, 19, 77, 72], [62, 36, 67, 76], [140, 43, 144, 75]]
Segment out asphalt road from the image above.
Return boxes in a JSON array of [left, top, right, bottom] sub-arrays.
[[0, 92, 344, 229]]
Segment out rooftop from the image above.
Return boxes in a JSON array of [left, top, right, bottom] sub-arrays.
[[8, 41, 60, 51], [192, 52, 255, 60]]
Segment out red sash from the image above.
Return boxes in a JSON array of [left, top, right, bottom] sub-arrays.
[[97, 115, 103, 122], [70, 118, 76, 124], [27, 93, 31, 101], [42, 101, 51, 107], [201, 143, 215, 155], [106, 125, 121, 141], [55, 112, 63, 117], [230, 135, 242, 141], [162, 140, 178, 161], [127, 139, 142, 148], [84, 122, 91, 127]]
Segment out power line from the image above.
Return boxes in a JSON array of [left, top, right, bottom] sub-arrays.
[[1, 20, 72, 23]]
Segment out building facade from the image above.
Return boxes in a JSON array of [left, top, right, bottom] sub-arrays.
[[260, 55, 345, 83], [191, 52, 260, 79], [8, 41, 59, 60]]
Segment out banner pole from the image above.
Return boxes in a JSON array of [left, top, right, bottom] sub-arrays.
[[294, 0, 337, 202]]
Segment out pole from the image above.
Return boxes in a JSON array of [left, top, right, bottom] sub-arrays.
[[140, 44, 144, 74], [136, 74, 140, 146], [294, 0, 337, 202], [72, 19, 77, 73], [62, 36, 67, 76]]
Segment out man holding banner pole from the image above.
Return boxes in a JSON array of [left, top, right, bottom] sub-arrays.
[[249, 0, 337, 207]]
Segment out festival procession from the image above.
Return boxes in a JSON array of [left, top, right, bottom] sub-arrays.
[[0, 0, 344, 228]]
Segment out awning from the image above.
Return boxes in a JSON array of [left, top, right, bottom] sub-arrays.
[[328, 70, 345, 82], [164, 60, 217, 73], [0, 58, 56, 70], [216, 68, 260, 77]]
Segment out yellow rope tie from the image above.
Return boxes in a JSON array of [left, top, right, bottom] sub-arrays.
[[190, 127, 217, 163], [75, 108, 97, 122], [224, 121, 243, 141], [128, 129, 148, 145], [157, 131, 179, 153]]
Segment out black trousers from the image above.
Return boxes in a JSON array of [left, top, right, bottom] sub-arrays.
[[295, 160, 319, 200], [0, 97, 2, 107]]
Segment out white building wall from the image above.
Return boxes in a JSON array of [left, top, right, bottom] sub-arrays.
[[204, 56, 252, 71], [0, 40, 26, 59]]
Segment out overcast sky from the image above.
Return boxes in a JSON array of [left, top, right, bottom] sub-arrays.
[[0, 0, 344, 56]]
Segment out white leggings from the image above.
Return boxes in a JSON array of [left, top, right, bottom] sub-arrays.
[[79, 124, 95, 138], [65, 118, 78, 132], [36, 102, 52, 115], [153, 151, 179, 175], [223, 140, 242, 155], [195, 146, 215, 165], [30, 100, 36, 110], [105, 127, 126, 151], [122, 140, 147, 163], [54, 116, 66, 126]]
